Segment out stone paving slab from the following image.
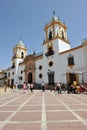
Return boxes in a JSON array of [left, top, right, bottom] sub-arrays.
[[20, 105, 42, 111], [46, 111, 77, 120], [0, 106, 19, 111], [0, 90, 87, 130], [68, 104, 87, 109], [47, 122, 87, 130], [11, 112, 41, 121], [46, 105, 67, 110], [0, 112, 13, 121], [1, 123, 41, 130], [75, 111, 87, 119]]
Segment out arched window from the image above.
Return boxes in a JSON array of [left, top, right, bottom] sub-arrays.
[[11, 79, 14, 86], [39, 73, 42, 78], [12, 62, 15, 68], [67, 54, 75, 66], [49, 31, 52, 40], [39, 65, 42, 70], [62, 30, 64, 39], [21, 52, 24, 58]]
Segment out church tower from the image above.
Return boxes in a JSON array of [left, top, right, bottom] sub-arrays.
[[11, 39, 27, 84], [43, 13, 70, 55], [12, 39, 27, 68]]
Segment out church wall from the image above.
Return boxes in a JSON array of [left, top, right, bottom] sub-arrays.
[[72, 48, 85, 68], [10, 68, 16, 85], [17, 64, 25, 85], [38, 39, 70, 84], [35, 58, 45, 84], [58, 39, 70, 53]]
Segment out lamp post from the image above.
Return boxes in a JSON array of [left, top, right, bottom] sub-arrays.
[[81, 73, 84, 86], [7, 77, 10, 87], [3, 72, 7, 85], [75, 71, 84, 86]]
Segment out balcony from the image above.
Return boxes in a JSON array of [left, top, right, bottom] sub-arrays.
[[45, 50, 54, 57]]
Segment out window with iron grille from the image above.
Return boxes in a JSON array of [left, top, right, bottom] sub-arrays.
[[68, 56, 74, 66]]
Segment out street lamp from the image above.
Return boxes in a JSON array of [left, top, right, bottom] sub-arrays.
[[75, 71, 84, 85], [3, 72, 7, 85], [81, 73, 84, 85]]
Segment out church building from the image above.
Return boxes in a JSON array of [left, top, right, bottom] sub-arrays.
[[2, 14, 87, 86]]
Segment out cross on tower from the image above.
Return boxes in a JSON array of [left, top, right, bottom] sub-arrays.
[[53, 10, 55, 16]]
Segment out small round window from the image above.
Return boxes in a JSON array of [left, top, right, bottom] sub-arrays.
[[39, 73, 42, 78], [49, 61, 53, 67], [39, 65, 42, 70]]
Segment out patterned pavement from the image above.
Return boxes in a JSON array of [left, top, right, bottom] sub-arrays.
[[0, 89, 87, 130]]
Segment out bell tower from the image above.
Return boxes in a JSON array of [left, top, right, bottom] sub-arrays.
[[43, 12, 70, 54], [12, 39, 27, 72], [44, 13, 69, 43]]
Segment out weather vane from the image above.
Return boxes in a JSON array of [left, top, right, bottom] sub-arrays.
[[53, 10, 55, 16]]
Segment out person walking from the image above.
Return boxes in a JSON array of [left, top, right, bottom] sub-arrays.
[[57, 82, 62, 94], [23, 82, 27, 94], [30, 83, 34, 92], [41, 81, 45, 92], [4, 83, 7, 93], [15, 82, 18, 91], [27, 83, 30, 90]]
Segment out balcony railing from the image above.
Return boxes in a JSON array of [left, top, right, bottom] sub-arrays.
[[45, 50, 54, 57]]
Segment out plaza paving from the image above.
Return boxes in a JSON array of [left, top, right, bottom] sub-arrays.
[[0, 89, 87, 130]]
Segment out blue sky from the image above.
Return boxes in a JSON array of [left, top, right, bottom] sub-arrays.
[[0, 0, 87, 69]]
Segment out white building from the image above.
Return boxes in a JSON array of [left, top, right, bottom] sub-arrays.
[[3, 14, 87, 86]]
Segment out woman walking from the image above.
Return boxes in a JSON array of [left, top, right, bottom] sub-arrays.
[[23, 82, 27, 94]]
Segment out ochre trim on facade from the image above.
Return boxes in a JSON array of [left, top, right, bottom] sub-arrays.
[[24, 54, 36, 83], [67, 73, 79, 84], [44, 20, 67, 31], [76, 74, 79, 83], [13, 46, 27, 51]]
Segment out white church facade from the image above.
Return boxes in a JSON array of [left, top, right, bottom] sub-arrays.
[[1, 14, 87, 87]]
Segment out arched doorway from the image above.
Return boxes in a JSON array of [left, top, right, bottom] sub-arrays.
[[11, 79, 14, 86], [28, 72, 33, 83]]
